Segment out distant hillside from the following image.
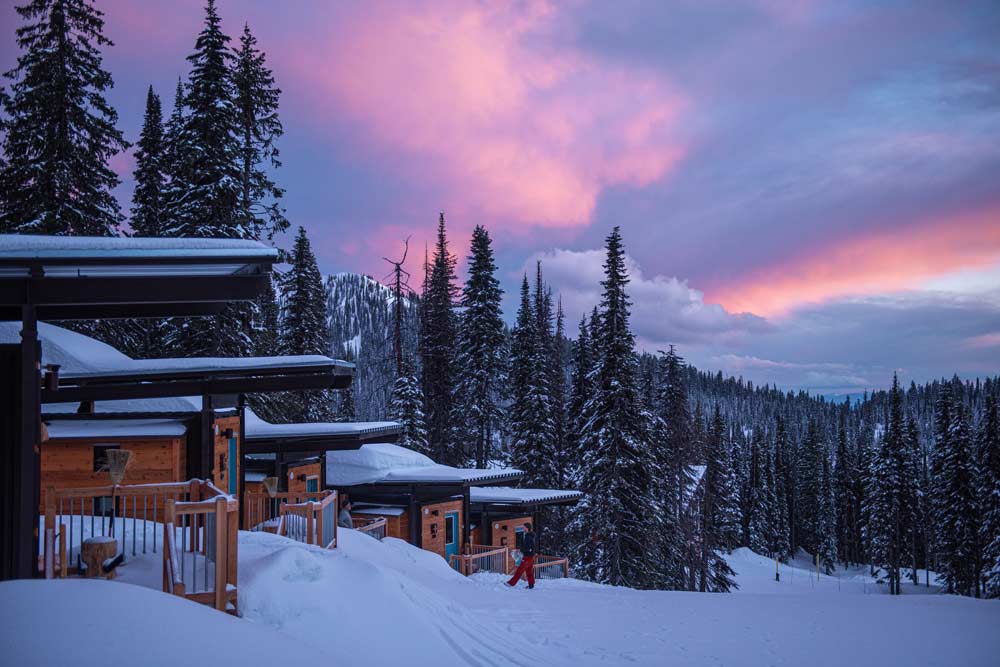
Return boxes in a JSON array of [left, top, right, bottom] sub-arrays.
[[325, 273, 419, 419]]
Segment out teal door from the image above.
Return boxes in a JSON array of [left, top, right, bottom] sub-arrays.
[[227, 437, 237, 494], [445, 512, 459, 566]]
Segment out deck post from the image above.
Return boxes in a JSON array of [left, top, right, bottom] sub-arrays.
[[214, 496, 227, 611]]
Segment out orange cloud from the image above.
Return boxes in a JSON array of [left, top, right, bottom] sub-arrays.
[[294, 1, 687, 230], [708, 206, 1000, 316]]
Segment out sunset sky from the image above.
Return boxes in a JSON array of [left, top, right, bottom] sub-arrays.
[[3, 0, 998, 394]]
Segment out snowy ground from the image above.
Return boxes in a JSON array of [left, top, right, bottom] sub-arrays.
[[6, 528, 999, 666]]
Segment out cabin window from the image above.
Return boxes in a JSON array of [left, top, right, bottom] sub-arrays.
[[306, 477, 319, 493], [92, 444, 120, 472], [445, 514, 456, 545]]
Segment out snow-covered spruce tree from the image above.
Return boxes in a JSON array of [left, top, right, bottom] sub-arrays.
[[697, 404, 740, 592], [796, 419, 825, 558], [653, 345, 694, 588], [1, 0, 127, 235], [420, 214, 460, 465], [771, 417, 792, 560], [833, 415, 857, 566], [978, 391, 1000, 597], [549, 298, 574, 555], [453, 225, 505, 468], [390, 357, 430, 456], [246, 273, 289, 422], [232, 22, 287, 241], [567, 314, 594, 484], [163, 0, 239, 238], [159, 78, 186, 239], [818, 448, 838, 574], [279, 227, 334, 422], [570, 227, 660, 589], [745, 427, 772, 555], [131, 86, 165, 236], [508, 272, 556, 488], [772, 415, 794, 559], [933, 390, 980, 596], [336, 386, 356, 422]]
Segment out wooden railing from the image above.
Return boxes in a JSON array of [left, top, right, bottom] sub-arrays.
[[40, 480, 238, 612], [450, 544, 510, 576], [352, 517, 387, 540], [162, 490, 239, 612], [277, 491, 338, 549], [533, 554, 570, 579], [244, 490, 330, 532]]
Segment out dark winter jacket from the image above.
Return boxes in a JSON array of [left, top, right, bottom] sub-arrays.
[[338, 508, 353, 529], [521, 532, 536, 557]]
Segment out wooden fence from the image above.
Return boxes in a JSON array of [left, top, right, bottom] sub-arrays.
[[243, 490, 331, 533], [352, 517, 387, 541], [450, 544, 511, 576], [41, 480, 239, 612], [277, 491, 339, 549]]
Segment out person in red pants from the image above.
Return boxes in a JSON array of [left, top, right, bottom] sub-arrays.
[[506, 523, 536, 589]]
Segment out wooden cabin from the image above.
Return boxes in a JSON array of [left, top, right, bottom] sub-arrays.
[[468, 487, 584, 553], [325, 444, 523, 563]]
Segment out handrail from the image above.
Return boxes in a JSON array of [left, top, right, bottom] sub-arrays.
[[533, 554, 570, 578], [277, 491, 339, 548], [354, 517, 387, 540], [450, 544, 509, 576]]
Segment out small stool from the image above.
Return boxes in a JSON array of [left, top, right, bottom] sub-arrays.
[[81, 537, 118, 579]]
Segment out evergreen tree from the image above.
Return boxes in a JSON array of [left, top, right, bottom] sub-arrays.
[[1, 0, 128, 235], [833, 414, 857, 566], [570, 227, 659, 589], [508, 270, 556, 488], [745, 428, 772, 554], [933, 385, 979, 596], [160, 78, 186, 237], [818, 448, 838, 574], [337, 387, 356, 422], [797, 419, 826, 557], [420, 213, 459, 464], [453, 226, 505, 468], [567, 314, 594, 482], [772, 415, 794, 559], [246, 273, 287, 422], [390, 357, 430, 456], [130, 86, 165, 236], [279, 227, 333, 421], [163, 0, 239, 238], [232, 22, 287, 240], [978, 391, 1000, 597], [697, 405, 740, 592]]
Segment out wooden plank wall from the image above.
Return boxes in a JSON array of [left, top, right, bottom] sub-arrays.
[[287, 462, 321, 495], [349, 510, 410, 543], [488, 515, 532, 548], [40, 436, 185, 513], [419, 499, 463, 559], [212, 415, 241, 494]]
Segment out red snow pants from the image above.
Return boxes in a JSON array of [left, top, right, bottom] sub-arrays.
[[507, 555, 535, 587]]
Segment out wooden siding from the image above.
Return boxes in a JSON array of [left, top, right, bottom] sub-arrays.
[[40, 436, 185, 512], [350, 510, 410, 543], [288, 462, 321, 495], [488, 515, 532, 548], [211, 415, 241, 495], [420, 499, 464, 560]]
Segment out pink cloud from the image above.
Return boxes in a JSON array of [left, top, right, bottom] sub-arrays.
[[708, 205, 1000, 316], [286, 1, 687, 232]]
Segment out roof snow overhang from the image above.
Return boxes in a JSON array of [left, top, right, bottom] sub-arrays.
[[0, 235, 277, 320], [469, 486, 584, 509]]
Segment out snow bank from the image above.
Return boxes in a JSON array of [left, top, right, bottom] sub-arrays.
[[0, 579, 312, 667]]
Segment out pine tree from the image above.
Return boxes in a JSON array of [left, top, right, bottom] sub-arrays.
[[1, 0, 128, 235], [160, 78, 186, 237], [420, 213, 460, 464], [337, 387, 356, 422], [746, 428, 772, 554], [833, 414, 857, 566], [818, 449, 838, 574], [570, 227, 659, 589], [390, 357, 430, 456], [130, 86, 165, 236], [508, 271, 556, 487], [978, 391, 1000, 597], [567, 314, 594, 483], [772, 415, 794, 559], [697, 405, 740, 592], [453, 226, 505, 468], [163, 0, 239, 238], [279, 227, 333, 421], [933, 384, 980, 596], [246, 273, 287, 422], [232, 22, 287, 240], [797, 419, 826, 557]]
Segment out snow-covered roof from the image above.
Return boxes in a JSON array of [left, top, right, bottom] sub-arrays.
[[0, 234, 277, 268], [469, 487, 584, 506], [45, 418, 188, 439], [246, 472, 268, 483], [327, 444, 523, 487], [352, 505, 406, 517], [244, 408, 400, 441], [0, 322, 348, 415]]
